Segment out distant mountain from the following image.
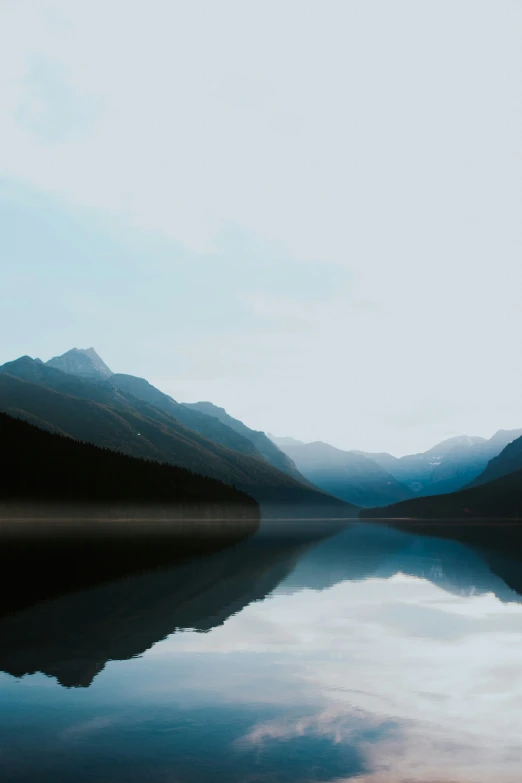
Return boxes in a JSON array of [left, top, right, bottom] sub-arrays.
[[184, 402, 303, 480], [47, 347, 113, 380], [360, 467, 522, 520], [0, 357, 353, 516], [358, 431, 522, 497], [270, 427, 522, 506], [270, 437, 413, 507], [267, 434, 305, 447], [468, 433, 522, 488]]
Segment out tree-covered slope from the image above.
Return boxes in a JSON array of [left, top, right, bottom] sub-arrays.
[[0, 364, 352, 514], [0, 412, 254, 508], [360, 469, 522, 520], [44, 349, 289, 463], [110, 374, 262, 459]]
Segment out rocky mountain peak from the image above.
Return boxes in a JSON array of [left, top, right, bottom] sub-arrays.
[[46, 348, 113, 380]]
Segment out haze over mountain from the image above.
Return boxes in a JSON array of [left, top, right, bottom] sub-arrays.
[[108, 373, 266, 460], [268, 435, 303, 447], [270, 437, 413, 508], [357, 431, 522, 497], [184, 401, 302, 480], [44, 349, 302, 477], [271, 429, 522, 509], [0, 353, 353, 517], [468, 433, 522, 488]]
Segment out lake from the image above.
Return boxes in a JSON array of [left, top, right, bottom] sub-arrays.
[[1, 518, 522, 782]]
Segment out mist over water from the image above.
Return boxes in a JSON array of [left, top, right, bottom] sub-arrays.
[[1, 515, 522, 782]]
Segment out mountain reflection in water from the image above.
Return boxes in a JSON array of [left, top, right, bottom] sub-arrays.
[[1, 518, 522, 782]]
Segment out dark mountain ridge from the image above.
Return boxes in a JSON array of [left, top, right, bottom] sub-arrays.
[[0, 357, 353, 516], [360, 467, 522, 520], [184, 401, 302, 480], [0, 411, 260, 613], [109, 373, 264, 460], [44, 348, 310, 481], [0, 411, 254, 509]]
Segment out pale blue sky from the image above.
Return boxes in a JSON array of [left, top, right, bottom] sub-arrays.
[[1, 1, 521, 455]]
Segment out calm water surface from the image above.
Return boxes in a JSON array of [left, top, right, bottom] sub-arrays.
[[1, 520, 522, 782]]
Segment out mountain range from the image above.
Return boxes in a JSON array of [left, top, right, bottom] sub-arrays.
[[0, 349, 352, 518], [2, 345, 522, 521], [271, 429, 522, 509], [269, 437, 414, 508], [184, 401, 303, 480], [358, 431, 522, 495]]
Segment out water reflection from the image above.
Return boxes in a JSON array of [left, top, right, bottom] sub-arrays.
[[1, 520, 522, 782]]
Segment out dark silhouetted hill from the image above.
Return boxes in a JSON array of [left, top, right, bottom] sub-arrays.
[[0, 412, 256, 508], [360, 468, 522, 520]]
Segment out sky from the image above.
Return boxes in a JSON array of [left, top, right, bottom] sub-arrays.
[[0, 0, 521, 456]]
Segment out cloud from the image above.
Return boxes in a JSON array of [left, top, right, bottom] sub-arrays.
[[1, 1, 520, 260], [237, 705, 521, 783], [61, 714, 118, 740], [148, 573, 522, 780], [237, 706, 394, 749], [15, 58, 99, 142]]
